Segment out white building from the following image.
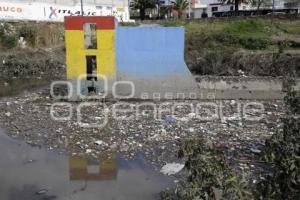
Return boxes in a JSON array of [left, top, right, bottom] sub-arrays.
[[284, 0, 300, 12], [0, 0, 130, 22], [191, 0, 300, 18], [192, 0, 237, 18]]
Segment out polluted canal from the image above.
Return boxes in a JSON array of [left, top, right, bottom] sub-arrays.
[[0, 128, 174, 200]]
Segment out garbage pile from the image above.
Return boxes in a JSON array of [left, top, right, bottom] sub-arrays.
[[0, 88, 285, 180]]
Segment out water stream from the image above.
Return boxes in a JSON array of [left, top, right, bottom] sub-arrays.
[[0, 129, 173, 200]]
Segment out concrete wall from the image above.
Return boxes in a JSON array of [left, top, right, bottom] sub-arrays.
[[64, 18, 199, 100], [115, 26, 199, 99]]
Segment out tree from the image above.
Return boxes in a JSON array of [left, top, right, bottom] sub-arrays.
[[131, 0, 157, 20], [172, 0, 189, 19]]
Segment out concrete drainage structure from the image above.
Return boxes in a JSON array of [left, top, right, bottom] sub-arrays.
[[62, 16, 300, 101], [64, 16, 199, 100]]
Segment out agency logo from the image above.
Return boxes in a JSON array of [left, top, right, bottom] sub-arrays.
[[50, 76, 265, 129]]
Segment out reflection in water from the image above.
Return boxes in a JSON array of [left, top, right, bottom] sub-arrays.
[[9, 185, 57, 200], [69, 156, 118, 181], [0, 129, 173, 200]]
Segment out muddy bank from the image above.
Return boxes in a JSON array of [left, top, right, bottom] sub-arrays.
[[0, 48, 65, 81], [0, 129, 173, 200], [187, 51, 300, 77], [1, 47, 299, 81]]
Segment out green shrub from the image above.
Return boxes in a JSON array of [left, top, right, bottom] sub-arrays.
[[212, 32, 239, 46], [257, 117, 300, 200], [277, 40, 291, 54], [238, 37, 269, 50], [285, 91, 300, 115], [224, 19, 269, 37], [220, 19, 271, 50], [2, 35, 18, 49], [0, 25, 5, 38], [256, 79, 300, 199], [18, 25, 38, 46], [161, 138, 253, 200], [0, 23, 17, 48], [0, 23, 13, 37]]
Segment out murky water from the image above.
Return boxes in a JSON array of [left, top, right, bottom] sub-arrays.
[[0, 129, 173, 200]]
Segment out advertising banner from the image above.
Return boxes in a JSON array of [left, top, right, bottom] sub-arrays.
[[0, 2, 129, 22], [0, 2, 44, 21]]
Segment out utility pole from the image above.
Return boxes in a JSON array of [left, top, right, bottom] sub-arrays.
[[80, 0, 84, 16], [272, 0, 275, 15], [272, 0, 275, 22], [111, 0, 114, 16], [188, 0, 191, 19]]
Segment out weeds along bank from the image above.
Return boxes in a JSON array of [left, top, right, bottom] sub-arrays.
[[160, 80, 300, 200], [180, 19, 300, 77], [0, 21, 64, 48], [0, 22, 65, 96], [155, 18, 300, 76], [0, 18, 299, 85], [0, 48, 65, 97]]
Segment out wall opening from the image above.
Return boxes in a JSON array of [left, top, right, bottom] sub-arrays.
[[86, 55, 97, 93], [86, 55, 97, 80], [84, 23, 97, 49]]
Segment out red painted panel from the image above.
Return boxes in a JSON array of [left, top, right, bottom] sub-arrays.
[[64, 16, 115, 30]]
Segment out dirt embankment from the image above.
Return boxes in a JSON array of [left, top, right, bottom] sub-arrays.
[[186, 50, 300, 77], [0, 48, 65, 81], [1, 47, 299, 82], [0, 19, 299, 80], [0, 21, 65, 82]]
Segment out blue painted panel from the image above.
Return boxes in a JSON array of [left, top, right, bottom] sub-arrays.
[[116, 26, 191, 77]]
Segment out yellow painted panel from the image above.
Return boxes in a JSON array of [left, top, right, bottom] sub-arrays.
[[82, 50, 99, 55], [101, 159, 116, 170], [69, 157, 87, 169], [97, 50, 116, 78], [65, 30, 116, 80], [65, 30, 84, 50], [97, 30, 115, 50], [65, 30, 85, 79]]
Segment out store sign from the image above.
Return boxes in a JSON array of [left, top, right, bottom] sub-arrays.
[[0, 3, 45, 21], [45, 5, 99, 21], [0, 2, 129, 22], [48, 7, 97, 19], [0, 6, 23, 13]]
